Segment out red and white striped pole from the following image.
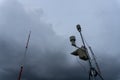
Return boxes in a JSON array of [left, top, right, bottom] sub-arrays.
[[18, 31, 31, 80]]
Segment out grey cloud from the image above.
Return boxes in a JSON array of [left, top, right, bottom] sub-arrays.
[[0, 0, 120, 80], [0, 0, 87, 80]]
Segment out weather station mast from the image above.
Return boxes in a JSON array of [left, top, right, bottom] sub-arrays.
[[69, 24, 104, 80]]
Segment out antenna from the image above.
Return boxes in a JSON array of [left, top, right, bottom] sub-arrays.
[[88, 46, 104, 80], [18, 31, 31, 80], [69, 24, 104, 80]]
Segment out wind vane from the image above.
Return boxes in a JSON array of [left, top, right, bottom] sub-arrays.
[[18, 31, 31, 80]]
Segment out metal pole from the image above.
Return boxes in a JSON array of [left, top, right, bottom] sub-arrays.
[[89, 46, 101, 74], [76, 24, 95, 80], [18, 66, 23, 80], [79, 32, 95, 80], [89, 46, 104, 80], [17, 31, 31, 80]]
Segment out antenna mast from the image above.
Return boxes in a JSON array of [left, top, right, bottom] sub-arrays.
[[18, 31, 31, 80], [70, 24, 104, 80]]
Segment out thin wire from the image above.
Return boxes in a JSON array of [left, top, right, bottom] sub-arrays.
[[82, 36, 98, 59], [76, 57, 88, 73], [82, 35, 104, 80]]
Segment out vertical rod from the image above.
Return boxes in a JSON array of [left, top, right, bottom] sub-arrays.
[[89, 46, 101, 74], [76, 24, 104, 80], [80, 32, 86, 47], [79, 31, 92, 67], [26, 31, 31, 49], [23, 31, 31, 65], [18, 66, 23, 80], [17, 31, 31, 80], [77, 26, 95, 80], [89, 46, 104, 80]]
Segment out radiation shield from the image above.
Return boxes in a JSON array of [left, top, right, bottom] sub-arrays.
[[69, 36, 76, 47]]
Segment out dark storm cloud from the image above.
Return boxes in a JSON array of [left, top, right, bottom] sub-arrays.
[[0, 0, 88, 80], [0, 0, 120, 80]]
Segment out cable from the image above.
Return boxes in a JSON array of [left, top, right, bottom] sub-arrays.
[[76, 57, 88, 73], [82, 35, 104, 80]]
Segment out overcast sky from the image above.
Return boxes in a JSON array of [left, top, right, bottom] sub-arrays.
[[0, 0, 120, 80]]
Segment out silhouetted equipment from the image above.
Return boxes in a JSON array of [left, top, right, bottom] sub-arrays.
[[71, 46, 89, 61], [18, 31, 31, 80], [76, 24, 81, 32], [70, 36, 76, 47], [69, 24, 104, 80], [89, 67, 98, 77], [18, 65, 23, 80], [89, 46, 101, 75]]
